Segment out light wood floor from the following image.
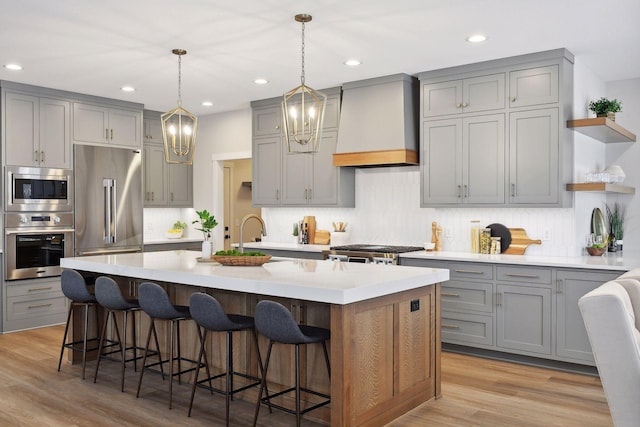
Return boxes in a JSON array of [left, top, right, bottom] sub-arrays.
[[0, 325, 612, 426]]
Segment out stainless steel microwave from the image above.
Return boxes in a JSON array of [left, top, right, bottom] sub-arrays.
[[6, 166, 73, 212]]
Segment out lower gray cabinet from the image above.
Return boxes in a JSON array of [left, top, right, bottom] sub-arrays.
[[3, 277, 67, 332], [555, 269, 621, 363], [441, 311, 493, 346]]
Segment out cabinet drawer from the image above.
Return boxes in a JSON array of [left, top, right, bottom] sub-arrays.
[[6, 279, 63, 298], [6, 293, 67, 321], [449, 263, 493, 280], [442, 281, 493, 313], [441, 311, 493, 346], [497, 266, 551, 285]]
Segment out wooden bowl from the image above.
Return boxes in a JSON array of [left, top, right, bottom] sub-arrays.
[[586, 246, 606, 256]]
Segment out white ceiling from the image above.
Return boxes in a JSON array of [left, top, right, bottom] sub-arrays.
[[2, 0, 639, 116]]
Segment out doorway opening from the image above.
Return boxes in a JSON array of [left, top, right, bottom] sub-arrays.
[[222, 158, 261, 250]]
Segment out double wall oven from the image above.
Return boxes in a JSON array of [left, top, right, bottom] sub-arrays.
[[4, 167, 74, 280]]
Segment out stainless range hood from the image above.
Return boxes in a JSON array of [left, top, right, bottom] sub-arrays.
[[334, 73, 419, 167]]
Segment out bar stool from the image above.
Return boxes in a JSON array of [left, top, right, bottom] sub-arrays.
[[136, 282, 207, 409], [93, 276, 158, 392], [187, 292, 265, 425], [57, 269, 100, 380], [253, 300, 331, 427]]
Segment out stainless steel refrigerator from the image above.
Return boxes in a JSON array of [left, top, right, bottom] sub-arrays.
[[74, 145, 143, 256]]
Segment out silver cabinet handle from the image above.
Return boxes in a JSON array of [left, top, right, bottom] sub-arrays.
[[511, 97, 516, 102], [106, 128, 109, 139], [28, 286, 53, 292], [276, 189, 280, 201], [441, 292, 460, 298], [454, 269, 484, 274], [151, 191, 154, 201], [455, 103, 462, 108], [464, 184, 468, 198], [275, 124, 280, 129], [308, 188, 312, 200], [457, 185, 462, 198], [40, 150, 45, 163], [556, 278, 563, 294], [505, 273, 540, 279], [442, 324, 460, 329], [170, 192, 174, 202], [511, 183, 516, 197], [28, 303, 52, 309], [462, 102, 468, 107], [496, 292, 503, 306], [34, 150, 39, 162], [110, 129, 114, 140]]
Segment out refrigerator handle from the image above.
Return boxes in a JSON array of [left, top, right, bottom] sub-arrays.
[[112, 179, 117, 243], [103, 179, 113, 244]]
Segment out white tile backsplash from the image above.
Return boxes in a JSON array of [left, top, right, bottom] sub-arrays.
[[143, 207, 199, 241], [263, 166, 578, 256]]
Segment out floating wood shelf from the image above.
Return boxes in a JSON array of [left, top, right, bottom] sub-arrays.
[[567, 118, 636, 143], [566, 183, 635, 194]]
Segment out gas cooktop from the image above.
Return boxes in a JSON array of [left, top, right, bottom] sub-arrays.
[[329, 244, 423, 254]]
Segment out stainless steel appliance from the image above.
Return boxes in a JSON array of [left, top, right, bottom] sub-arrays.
[[74, 145, 143, 256], [6, 166, 73, 212], [5, 212, 74, 280], [323, 244, 423, 265]]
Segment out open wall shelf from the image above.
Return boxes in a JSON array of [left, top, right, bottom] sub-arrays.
[[567, 118, 636, 143], [566, 183, 635, 194]]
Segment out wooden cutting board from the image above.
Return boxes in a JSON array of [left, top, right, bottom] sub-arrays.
[[502, 228, 542, 255]]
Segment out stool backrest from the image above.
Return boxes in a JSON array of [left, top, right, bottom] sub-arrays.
[[255, 300, 307, 344], [61, 269, 93, 302], [138, 282, 182, 320], [189, 292, 236, 331], [95, 276, 133, 311]]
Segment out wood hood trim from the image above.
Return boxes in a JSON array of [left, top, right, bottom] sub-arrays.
[[333, 149, 418, 167]]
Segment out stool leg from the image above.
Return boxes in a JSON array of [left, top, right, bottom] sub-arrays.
[[132, 309, 138, 372], [93, 310, 112, 383], [252, 329, 271, 414], [295, 344, 301, 427], [81, 303, 90, 380], [121, 310, 128, 392], [57, 303, 74, 372], [151, 321, 164, 377], [322, 340, 331, 380], [226, 331, 232, 426], [136, 318, 156, 398], [188, 328, 207, 417], [253, 340, 274, 427], [168, 319, 175, 409]]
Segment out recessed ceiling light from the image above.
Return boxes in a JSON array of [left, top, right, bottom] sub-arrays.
[[201, 101, 213, 107], [344, 59, 361, 67], [121, 86, 135, 92], [4, 63, 23, 71], [254, 78, 269, 85], [466, 34, 487, 43]]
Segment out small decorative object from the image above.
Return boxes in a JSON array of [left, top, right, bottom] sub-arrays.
[[605, 202, 626, 252], [212, 250, 272, 266], [166, 220, 187, 239], [586, 233, 607, 256], [293, 222, 299, 244], [588, 97, 622, 121], [603, 165, 626, 184], [193, 210, 218, 259]]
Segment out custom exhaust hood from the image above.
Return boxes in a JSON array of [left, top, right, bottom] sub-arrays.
[[334, 73, 419, 167]]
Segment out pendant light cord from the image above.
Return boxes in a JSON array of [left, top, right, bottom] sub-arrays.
[[300, 21, 306, 86], [177, 54, 183, 107]]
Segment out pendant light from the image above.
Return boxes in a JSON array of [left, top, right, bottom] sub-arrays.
[[162, 49, 197, 164], [282, 14, 327, 154]]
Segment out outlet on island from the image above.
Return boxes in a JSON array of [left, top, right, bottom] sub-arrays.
[[410, 299, 420, 312]]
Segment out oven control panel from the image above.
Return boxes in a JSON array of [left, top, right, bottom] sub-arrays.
[[5, 212, 74, 228]]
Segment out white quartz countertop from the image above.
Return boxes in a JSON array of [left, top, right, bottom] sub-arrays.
[[143, 237, 203, 244], [60, 250, 449, 305], [235, 242, 330, 253], [400, 250, 638, 271]]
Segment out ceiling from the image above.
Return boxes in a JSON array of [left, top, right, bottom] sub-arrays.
[[2, 0, 639, 116]]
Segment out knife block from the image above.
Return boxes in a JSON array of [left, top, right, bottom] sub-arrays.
[[303, 216, 316, 244]]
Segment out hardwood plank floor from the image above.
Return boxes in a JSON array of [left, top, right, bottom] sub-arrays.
[[0, 325, 612, 426]]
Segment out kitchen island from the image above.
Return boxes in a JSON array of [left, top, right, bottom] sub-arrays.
[[61, 250, 449, 426]]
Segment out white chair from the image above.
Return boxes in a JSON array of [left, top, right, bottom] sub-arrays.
[[579, 278, 640, 427]]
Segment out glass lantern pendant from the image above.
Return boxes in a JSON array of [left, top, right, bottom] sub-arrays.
[[162, 49, 198, 165], [282, 14, 326, 154]]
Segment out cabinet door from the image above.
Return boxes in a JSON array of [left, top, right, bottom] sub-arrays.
[[252, 136, 282, 206], [422, 119, 462, 205], [463, 114, 505, 204], [310, 130, 339, 205], [556, 270, 620, 363], [4, 92, 39, 166], [110, 108, 142, 147], [168, 163, 193, 207], [253, 107, 282, 137], [40, 98, 71, 168], [422, 80, 462, 117], [462, 73, 505, 113], [282, 152, 310, 205], [143, 144, 167, 206], [143, 116, 163, 144], [509, 108, 559, 204], [73, 102, 109, 144], [496, 284, 551, 355], [509, 65, 559, 108]]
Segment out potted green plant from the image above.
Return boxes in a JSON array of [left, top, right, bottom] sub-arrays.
[[588, 97, 622, 121], [292, 222, 299, 244], [193, 210, 219, 258], [605, 202, 626, 252], [166, 220, 187, 239]]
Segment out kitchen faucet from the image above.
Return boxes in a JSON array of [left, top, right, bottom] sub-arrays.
[[239, 214, 267, 253]]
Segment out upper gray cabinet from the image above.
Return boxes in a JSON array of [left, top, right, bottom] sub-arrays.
[[423, 73, 505, 117], [73, 102, 142, 148], [2, 90, 71, 168], [143, 113, 163, 144], [251, 88, 355, 208], [418, 49, 574, 208]]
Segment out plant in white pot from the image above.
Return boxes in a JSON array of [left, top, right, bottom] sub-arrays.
[[193, 210, 218, 258], [589, 97, 622, 121]]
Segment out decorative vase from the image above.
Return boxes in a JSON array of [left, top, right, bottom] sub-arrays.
[[201, 239, 213, 259], [607, 111, 616, 121]]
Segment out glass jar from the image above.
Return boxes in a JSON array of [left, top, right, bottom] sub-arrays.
[[490, 237, 501, 254], [480, 228, 491, 254], [470, 220, 481, 253]]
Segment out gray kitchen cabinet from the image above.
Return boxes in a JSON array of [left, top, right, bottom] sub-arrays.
[[509, 108, 559, 204], [422, 73, 505, 117], [73, 101, 142, 148], [555, 269, 620, 363], [252, 132, 282, 206], [422, 114, 505, 205], [509, 65, 559, 108], [143, 112, 163, 144], [3, 91, 71, 168], [143, 142, 192, 207], [3, 277, 67, 332]]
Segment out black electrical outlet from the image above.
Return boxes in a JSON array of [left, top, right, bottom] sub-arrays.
[[410, 299, 420, 312]]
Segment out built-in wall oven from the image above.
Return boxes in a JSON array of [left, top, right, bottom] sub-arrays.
[[5, 212, 74, 280], [6, 166, 73, 212]]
